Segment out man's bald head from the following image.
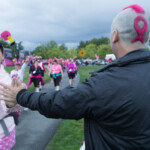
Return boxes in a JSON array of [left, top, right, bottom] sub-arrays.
[[111, 5, 150, 58]]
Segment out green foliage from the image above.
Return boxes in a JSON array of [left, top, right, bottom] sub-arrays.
[[0, 40, 11, 48], [97, 44, 112, 59], [11, 41, 24, 60], [78, 37, 109, 49], [34, 40, 78, 59], [84, 44, 97, 59], [145, 46, 150, 50], [59, 43, 68, 51], [34, 38, 112, 59]]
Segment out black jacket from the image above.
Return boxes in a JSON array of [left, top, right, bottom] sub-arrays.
[[17, 49, 150, 150], [29, 65, 42, 76]]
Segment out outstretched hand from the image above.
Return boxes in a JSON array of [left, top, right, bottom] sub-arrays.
[[0, 78, 26, 108]]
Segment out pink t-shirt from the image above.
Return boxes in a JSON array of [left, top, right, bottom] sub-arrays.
[[51, 64, 62, 74]]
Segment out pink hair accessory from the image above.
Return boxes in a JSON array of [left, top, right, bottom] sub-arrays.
[[123, 4, 145, 14], [132, 16, 148, 43]]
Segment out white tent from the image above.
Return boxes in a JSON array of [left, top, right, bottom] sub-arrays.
[[105, 54, 116, 60]]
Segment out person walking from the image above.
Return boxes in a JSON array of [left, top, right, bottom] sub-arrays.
[[47, 61, 53, 83], [67, 59, 76, 86], [50, 59, 64, 91], [28, 59, 45, 92]]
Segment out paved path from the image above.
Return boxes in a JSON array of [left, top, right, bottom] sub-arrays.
[[12, 72, 80, 150]]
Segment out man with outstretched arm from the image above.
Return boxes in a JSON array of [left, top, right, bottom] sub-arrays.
[[1, 4, 150, 150]]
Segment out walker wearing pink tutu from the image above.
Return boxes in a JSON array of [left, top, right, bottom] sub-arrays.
[[28, 58, 45, 92]]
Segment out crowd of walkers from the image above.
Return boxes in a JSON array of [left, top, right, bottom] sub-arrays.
[[28, 56, 78, 92]]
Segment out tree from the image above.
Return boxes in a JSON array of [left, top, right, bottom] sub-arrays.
[[97, 44, 112, 59], [78, 37, 110, 48], [33, 39, 112, 59], [0, 40, 11, 48], [59, 43, 68, 51], [18, 41, 24, 51], [48, 40, 58, 48], [96, 37, 109, 45], [12, 41, 24, 60], [84, 44, 97, 59], [78, 41, 86, 49]]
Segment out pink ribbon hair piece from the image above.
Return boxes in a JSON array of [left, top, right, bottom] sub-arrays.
[[132, 16, 148, 44]]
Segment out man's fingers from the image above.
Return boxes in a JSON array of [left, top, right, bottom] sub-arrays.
[[16, 78, 22, 87], [0, 87, 9, 96], [11, 78, 16, 87], [0, 95, 12, 102], [0, 83, 12, 90], [0, 87, 15, 100], [6, 101, 16, 108]]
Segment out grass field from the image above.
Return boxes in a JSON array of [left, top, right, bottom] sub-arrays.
[[47, 65, 103, 150], [5, 66, 50, 92]]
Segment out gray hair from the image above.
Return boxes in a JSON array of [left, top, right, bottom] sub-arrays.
[[111, 8, 150, 44]]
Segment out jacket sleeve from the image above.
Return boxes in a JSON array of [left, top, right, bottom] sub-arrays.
[[16, 79, 96, 120]]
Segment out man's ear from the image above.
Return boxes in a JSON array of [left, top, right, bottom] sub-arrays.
[[112, 30, 119, 43]]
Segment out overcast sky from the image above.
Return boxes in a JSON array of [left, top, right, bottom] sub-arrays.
[[0, 0, 149, 50]]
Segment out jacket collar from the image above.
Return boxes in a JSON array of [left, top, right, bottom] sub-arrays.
[[91, 49, 150, 75]]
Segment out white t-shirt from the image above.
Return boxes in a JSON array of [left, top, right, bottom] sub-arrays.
[[10, 63, 27, 81]]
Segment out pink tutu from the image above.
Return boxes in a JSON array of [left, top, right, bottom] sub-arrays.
[[0, 128, 15, 150]]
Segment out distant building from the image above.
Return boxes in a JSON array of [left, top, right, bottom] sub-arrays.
[[4, 48, 13, 60], [4, 48, 13, 66], [4, 48, 31, 66]]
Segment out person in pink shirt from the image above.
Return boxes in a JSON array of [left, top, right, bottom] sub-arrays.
[[67, 59, 77, 86], [64, 60, 68, 67], [0, 43, 21, 149], [50, 59, 64, 91]]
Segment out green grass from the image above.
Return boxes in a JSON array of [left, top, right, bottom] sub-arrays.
[[47, 65, 103, 150], [5, 66, 50, 92]]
